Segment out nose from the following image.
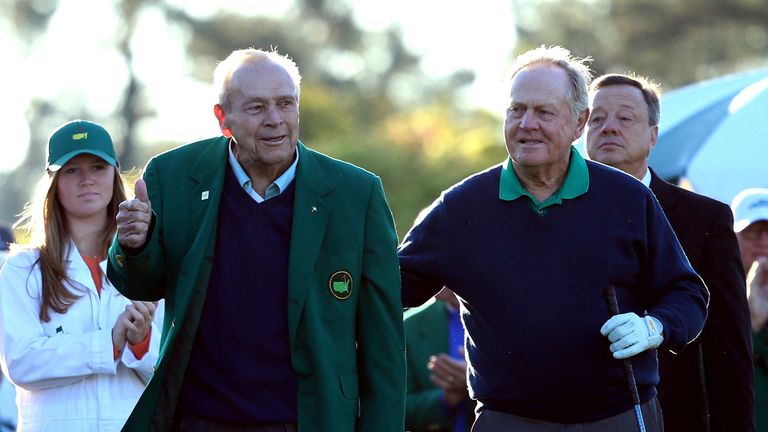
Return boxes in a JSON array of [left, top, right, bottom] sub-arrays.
[[263, 105, 283, 126], [600, 117, 620, 135], [79, 172, 96, 186], [518, 111, 538, 130]]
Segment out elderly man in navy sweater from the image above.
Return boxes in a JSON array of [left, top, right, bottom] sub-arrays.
[[398, 45, 709, 432]]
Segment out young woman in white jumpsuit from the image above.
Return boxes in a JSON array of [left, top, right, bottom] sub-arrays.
[[0, 120, 161, 432]]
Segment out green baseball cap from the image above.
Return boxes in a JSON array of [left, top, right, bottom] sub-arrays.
[[47, 120, 118, 171]]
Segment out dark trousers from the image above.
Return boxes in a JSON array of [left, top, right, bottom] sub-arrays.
[[471, 397, 664, 431], [174, 415, 297, 432]]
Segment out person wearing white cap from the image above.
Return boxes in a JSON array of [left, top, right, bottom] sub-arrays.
[[732, 188, 768, 274], [732, 188, 768, 431], [0, 120, 161, 432]]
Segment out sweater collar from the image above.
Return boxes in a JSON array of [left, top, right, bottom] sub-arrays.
[[499, 146, 589, 209]]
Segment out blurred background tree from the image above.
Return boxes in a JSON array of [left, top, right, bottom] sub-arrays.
[[0, 0, 506, 239], [1, 0, 766, 239], [514, 0, 768, 88]]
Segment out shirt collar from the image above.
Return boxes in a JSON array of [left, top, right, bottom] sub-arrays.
[[227, 139, 299, 200], [499, 146, 589, 209], [640, 167, 651, 188]]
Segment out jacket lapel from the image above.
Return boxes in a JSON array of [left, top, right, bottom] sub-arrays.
[[188, 137, 228, 231], [649, 168, 678, 213], [287, 142, 332, 344], [174, 137, 228, 325]]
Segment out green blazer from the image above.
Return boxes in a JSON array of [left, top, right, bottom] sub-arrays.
[[404, 300, 474, 432], [107, 137, 405, 431]]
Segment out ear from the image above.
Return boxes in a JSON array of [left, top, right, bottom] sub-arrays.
[[214, 104, 232, 138], [649, 124, 659, 152], [574, 108, 590, 140]]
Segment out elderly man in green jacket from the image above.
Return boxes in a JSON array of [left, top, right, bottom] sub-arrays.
[[107, 48, 405, 432]]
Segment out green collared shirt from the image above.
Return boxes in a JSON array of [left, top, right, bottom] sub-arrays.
[[499, 146, 590, 212]]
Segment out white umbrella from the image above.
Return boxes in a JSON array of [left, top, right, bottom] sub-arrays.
[[649, 68, 768, 204]]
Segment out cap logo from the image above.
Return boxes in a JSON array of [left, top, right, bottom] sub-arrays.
[[329, 271, 353, 300], [72, 132, 88, 140], [749, 199, 768, 210]]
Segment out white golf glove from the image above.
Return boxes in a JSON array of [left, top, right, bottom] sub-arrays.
[[600, 313, 663, 359]]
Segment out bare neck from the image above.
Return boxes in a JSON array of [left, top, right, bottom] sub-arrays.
[[614, 161, 648, 181], [68, 215, 108, 258], [514, 163, 569, 203]]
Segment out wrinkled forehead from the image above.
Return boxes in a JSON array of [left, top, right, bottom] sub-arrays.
[[511, 64, 569, 91], [509, 65, 572, 108], [230, 61, 297, 96], [590, 85, 646, 108]]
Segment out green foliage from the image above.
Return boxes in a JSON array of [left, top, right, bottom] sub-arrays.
[[155, 2, 506, 238], [307, 101, 506, 239], [0, 0, 506, 234], [516, 0, 768, 90], [25, 0, 768, 236]]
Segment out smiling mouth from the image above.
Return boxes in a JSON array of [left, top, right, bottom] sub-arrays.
[[261, 135, 286, 144], [519, 139, 544, 145]]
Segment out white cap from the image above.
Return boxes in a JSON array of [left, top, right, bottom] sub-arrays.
[[731, 188, 768, 232]]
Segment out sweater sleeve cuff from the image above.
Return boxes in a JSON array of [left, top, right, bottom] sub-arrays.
[[128, 332, 151, 360]]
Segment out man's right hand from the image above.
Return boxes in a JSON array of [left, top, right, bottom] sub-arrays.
[[116, 178, 152, 249], [428, 352, 468, 407]]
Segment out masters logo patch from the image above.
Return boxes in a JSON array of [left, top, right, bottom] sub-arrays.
[[329, 271, 353, 300]]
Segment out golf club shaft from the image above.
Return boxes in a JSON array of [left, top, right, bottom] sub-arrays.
[[604, 286, 647, 432]]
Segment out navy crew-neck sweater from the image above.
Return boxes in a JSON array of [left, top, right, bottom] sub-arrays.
[[399, 160, 708, 423], [179, 164, 298, 424]]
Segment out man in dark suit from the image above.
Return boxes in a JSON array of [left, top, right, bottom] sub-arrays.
[[107, 48, 405, 431], [586, 73, 754, 432]]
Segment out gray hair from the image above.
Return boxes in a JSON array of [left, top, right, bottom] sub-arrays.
[[213, 48, 302, 110], [507, 45, 592, 119]]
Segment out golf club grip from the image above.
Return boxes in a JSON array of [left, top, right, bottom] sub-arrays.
[[604, 286, 643, 407]]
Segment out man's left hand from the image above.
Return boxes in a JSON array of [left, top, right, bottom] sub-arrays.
[[600, 313, 664, 359]]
